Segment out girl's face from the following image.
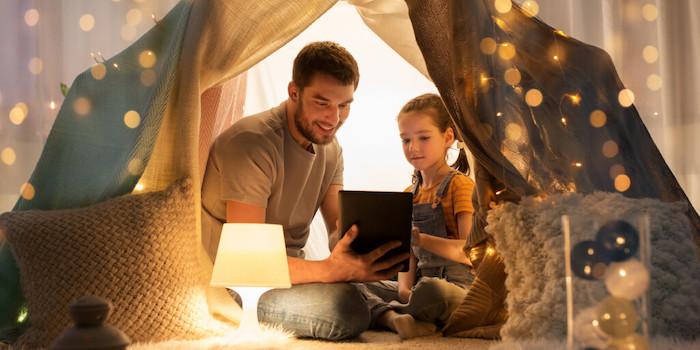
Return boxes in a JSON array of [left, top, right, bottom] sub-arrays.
[[398, 110, 454, 172]]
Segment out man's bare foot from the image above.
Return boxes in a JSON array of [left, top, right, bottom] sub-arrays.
[[391, 314, 437, 340]]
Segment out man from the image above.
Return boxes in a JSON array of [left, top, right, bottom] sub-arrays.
[[201, 41, 407, 340]]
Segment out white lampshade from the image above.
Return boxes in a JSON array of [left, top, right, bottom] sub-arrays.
[[210, 223, 291, 288]]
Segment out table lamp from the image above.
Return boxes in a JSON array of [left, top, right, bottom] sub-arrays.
[[210, 223, 291, 333]]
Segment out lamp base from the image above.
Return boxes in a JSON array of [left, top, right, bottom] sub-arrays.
[[230, 286, 271, 334]]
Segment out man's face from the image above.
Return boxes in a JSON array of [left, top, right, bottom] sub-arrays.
[[292, 73, 355, 145]]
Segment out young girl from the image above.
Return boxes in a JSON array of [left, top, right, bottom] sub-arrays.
[[363, 93, 476, 339]]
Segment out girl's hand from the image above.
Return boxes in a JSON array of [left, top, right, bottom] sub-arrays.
[[411, 226, 422, 248]]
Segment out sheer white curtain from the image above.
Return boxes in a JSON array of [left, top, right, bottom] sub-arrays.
[[0, 0, 178, 212]]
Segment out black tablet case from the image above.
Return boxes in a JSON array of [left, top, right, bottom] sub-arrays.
[[338, 190, 412, 271]]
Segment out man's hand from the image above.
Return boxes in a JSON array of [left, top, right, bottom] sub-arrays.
[[325, 225, 408, 282]]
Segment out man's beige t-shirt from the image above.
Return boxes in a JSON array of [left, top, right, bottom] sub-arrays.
[[201, 102, 343, 260]]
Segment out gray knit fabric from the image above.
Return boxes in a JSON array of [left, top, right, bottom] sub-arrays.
[[487, 192, 700, 340]]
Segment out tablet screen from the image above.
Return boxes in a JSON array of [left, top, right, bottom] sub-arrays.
[[338, 190, 412, 271]]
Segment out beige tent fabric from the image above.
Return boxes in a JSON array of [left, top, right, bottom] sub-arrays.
[[138, 0, 338, 323], [350, 0, 429, 79]]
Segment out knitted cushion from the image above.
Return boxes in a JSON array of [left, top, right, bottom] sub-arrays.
[[487, 192, 700, 341], [0, 178, 222, 348]]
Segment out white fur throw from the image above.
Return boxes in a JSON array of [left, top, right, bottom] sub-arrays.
[[487, 192, 700, 340]]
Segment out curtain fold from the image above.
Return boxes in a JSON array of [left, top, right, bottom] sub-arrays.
[[405, 1, 700, 240]]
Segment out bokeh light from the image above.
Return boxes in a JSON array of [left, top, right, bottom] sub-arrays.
[[79, 14, 95, 32], [1, 147, 17, 165], [602, 140, 619, 158], [618, 89, 635, 107], [646, 74, 662, 91], [642, 4, 658, 22], [615, 174, 631, 192], [73, 97, 92, 116], [20, 182, 36, 201], [521, 0, 540, 17], [24, 9, 40, 27], [10, 103, 28, 125], [642, 45, 658, 64], [28, 57, 43, 75], [505, 123, 523, 141], [138, 50, 157, 68], [590, 110, 607, 128], [90, 63, 107, 80], [504, 68, 521, 85], [525, 89, 543, 107], [494, 0, 512, 14], [498, 43, 516, 60], [480, 37, 498, 55], [123, 110, 141, 128]]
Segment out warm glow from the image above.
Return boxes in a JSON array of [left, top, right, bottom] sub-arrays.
[[90, 63, 107, 80], [646, 74, 662, 91], [73, 97, 92, 116], [589, 110, 607, 128], [140, 69, 157, 86], [642, 4, 658, 22], [616, 237, 626, 245], [486, 247, 496, 256], [1, 147, 16, 165], [211, 224, 291, 288], [79, 14, 95, 32], [49, 101, 57, 110], [20, 182, 36, 200], [504, 68, 521, 85], [498, 43, 516, 60], [126, 8, 143, 26], [123, 110, 141, 128], [573, 162, 582, 168], [602, 140, 619, 158], [24, 9, 40, 27], [618, 89, 635, 107], [134, 183, 145, 192], [521, 0, 540, 17], [614, 174, 631, 192], [496, 112, 503, 117], [561, 117, 567, 126], [28, 57, 43, 75], [480, 37, 498, 55], [643, 45, 659, 64], [494, 0, 512, 14], [555, 29, 568, 38], [138, 50, 157, 68], [525, 89, 543, 107], [505, 123, 523, 141]]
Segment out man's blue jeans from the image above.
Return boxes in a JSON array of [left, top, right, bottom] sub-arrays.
[[257, 283, 370, 340]]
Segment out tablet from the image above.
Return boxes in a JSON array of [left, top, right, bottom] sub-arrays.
[[338, 190, 412, 271]]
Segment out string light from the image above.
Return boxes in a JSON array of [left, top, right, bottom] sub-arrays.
[[480, 37, 498, 55], [614, 174, 631, 192], [554, 29, 568, 38], [140, 69, 157, 86], [9, 103, 28, 125], [589, 110, 607, 128], [113, 63, 120, 70], [494, 0, 512, 14], [73, 97, 92, 116], [498, 43, 516, 60], [138, 50, 157, 68], [572, 162, 583, 168], [126, 8, 143, 26], [602, 140, 619, 158], [561, 116, 568, 126], [28, 58, 43, 75], [496, 112, 503, 117], [641, 4, 658, 22], [90, 63, 107, 80], [504, 68, 521, 85], [646, 74, 662, 91], [49, 101, 56, 110], [567, 93, 581, 105]]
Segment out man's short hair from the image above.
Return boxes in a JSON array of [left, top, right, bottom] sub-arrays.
[[292, 41, 360, 90]]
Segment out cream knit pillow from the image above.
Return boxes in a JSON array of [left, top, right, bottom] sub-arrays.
[[0, 178, 222, 349]]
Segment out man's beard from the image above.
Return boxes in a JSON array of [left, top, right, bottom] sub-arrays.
[[294, 101, 339, 145]]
